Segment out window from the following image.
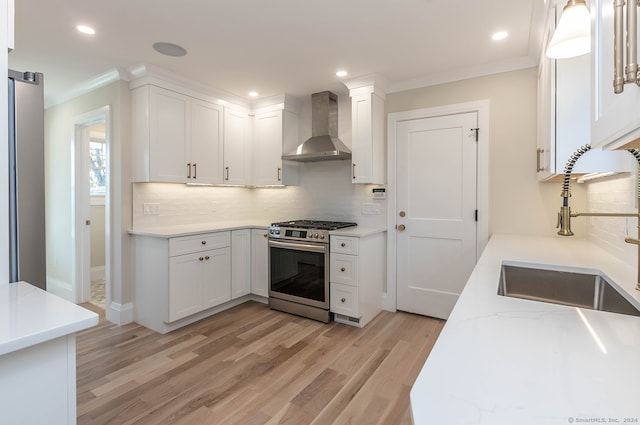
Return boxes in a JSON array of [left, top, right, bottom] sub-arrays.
[[89, 140, 106, 196]]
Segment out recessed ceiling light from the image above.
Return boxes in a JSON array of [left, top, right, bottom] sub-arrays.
[[77, 25, 95, 35], [248, 91, 259, 98], [336, 70, 348, 77], [492, 31, 508, 41], [152, 42, 187, 57]]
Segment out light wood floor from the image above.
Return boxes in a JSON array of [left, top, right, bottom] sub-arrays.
[[76, 302, 445, 425]]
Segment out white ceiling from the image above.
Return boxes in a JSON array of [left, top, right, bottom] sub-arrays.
[[8, 0, 548, 107]]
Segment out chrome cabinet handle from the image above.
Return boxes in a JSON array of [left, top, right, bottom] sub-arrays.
[[352, 163, 356, 179], [187, 163, 192, 179], [193, 163, 197, 179], [225, 166, 230, 181], [277, 167, 282, 182]]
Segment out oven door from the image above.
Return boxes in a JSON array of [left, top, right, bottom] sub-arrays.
[[268, 239, 329, 309]]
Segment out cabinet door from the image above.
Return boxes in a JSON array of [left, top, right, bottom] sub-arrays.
[[169, 253, 203, 322], [351, 91, 385, 184], [191, 99, 223, 184], [224, 109, 250, 185], [252, 111, 284, 185], [251, 229, 269, 297], [149, 86, 191, 182], [592, 0, 640, 149], [231, 229, 251, 299], [202, 247, 231, 309]]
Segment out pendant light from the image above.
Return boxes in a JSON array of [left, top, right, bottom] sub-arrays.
[[546, 0, 591, 59]]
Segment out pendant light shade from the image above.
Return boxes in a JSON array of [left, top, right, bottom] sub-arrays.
[[546, 0, 591, 59]]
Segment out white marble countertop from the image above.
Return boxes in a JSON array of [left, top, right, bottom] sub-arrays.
[[128, 221, 270, 238], [0, 282, 99, 356], [329, 226, 386, 237], [410, 234, 640, 425]]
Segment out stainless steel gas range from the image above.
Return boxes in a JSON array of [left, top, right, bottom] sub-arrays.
[[268, 220, 357, 323]]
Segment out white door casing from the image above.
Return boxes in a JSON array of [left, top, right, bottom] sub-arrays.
[[386, 101, 489, 316]]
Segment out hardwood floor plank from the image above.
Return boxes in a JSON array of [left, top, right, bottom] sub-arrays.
[[77, 302, 444, 425]]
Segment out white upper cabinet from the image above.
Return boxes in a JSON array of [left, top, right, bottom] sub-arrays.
[[132, 82, 253, 185], [133, 85, 223, 183], [537, 3, 632, 179], [191, 98, 224, 184], [7, 0, 14, 52], [346, 81, 386, 184], [591, 0, 640, 149], [252, 106, 299, 186], [223, 109, 251, 185]]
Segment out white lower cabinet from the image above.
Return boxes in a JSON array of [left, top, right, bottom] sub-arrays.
[[330, 231, 385, 328], [231, 229, 251, 299], [251, 229, 269, 297]]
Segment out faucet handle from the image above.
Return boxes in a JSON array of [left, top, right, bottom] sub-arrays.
[[556, 212, 562, 229]]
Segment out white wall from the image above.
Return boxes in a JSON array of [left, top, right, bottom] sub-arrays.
[[385, 67, 587, 238], [45, 80, 132, 323]]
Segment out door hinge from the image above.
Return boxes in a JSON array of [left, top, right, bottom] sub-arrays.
[[475, 210, 478, 222], [471, 128, 479, 142]]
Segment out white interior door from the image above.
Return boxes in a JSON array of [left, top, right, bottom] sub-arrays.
[[396, 112, 478, 319]]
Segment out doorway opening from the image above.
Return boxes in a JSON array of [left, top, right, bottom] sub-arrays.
[[73, 106, 110, 309]]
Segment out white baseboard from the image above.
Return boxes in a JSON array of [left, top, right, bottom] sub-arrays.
[[90, 266, 105, 282], [106, 301, 134, 325]]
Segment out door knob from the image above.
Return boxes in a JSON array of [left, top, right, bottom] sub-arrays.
[[397, 224, 406, 231]]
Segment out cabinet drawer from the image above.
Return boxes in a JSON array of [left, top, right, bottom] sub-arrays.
[[169, 231, 230, 256], [331, 236, 358, 255], [330, 283, 359, 317], [330, 254, 358, 286]]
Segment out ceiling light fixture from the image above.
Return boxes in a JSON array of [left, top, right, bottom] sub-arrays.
[[336, 70, 348, 77], [491, 31, 508, 41], [152, 42, 187, 57], [546, 0, 591, 59], [77, 25, 95, 35], [248, 91, 259, 98]]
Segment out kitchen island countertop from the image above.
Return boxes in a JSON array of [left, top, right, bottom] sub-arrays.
[[411, 234, 640, 425]]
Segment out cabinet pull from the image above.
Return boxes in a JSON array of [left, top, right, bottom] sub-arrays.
[[352, 163, 356, 179], [187, 163, 192, 179], [263, 233, 268, 238], [340, 267, 346, 272], [199, 256, 204, 261], [341, 242, 346, 247], [536, 148, 545, 172], [201, 241, 207, 245], [205, 256, 210, 260], [341, 298, 346, 303], [277, 167, 282, 182], [225, 166, 230, 181], [193, 163, 197, 179]]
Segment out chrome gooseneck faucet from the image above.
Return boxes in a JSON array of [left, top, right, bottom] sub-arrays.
[[556, 144, 640, 291]]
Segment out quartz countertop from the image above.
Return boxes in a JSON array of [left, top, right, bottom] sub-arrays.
[[128, 221, 270, 238], [0, 282, 99, 356], [329, 226, 386, 237], [410, 234, 640, 425]]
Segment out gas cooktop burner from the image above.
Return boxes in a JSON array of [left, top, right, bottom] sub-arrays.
[[271, 220, 358, 230]]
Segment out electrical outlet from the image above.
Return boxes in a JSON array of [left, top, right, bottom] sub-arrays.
[[143, 203, 160, 215], [362, 203, 381, 215]]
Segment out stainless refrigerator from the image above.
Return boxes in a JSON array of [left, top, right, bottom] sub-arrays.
[[8, 70, 46, 290]]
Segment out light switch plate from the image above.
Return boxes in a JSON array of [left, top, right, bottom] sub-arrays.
[[143, 203, 160, 215]]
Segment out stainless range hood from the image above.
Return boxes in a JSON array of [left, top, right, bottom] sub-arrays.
[[282, 91, 351, 162]]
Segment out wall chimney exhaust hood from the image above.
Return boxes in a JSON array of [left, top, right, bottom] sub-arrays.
[[282, 91, 351, 162]]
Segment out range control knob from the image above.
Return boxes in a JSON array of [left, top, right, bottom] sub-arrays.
[[314, 233, 319, 239], [319, 234, 325, 240]]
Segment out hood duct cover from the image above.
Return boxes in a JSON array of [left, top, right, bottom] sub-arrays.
[[282, 91, 352, 162]]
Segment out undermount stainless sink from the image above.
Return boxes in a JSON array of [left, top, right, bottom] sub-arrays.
[[498, 263, 640, 317]]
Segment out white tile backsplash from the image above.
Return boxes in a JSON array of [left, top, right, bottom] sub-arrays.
[[132, 160, 387, 229], [585, 173, 637, 266]]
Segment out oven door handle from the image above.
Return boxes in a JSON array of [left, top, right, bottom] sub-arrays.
[[269, 239, 327, 253]]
